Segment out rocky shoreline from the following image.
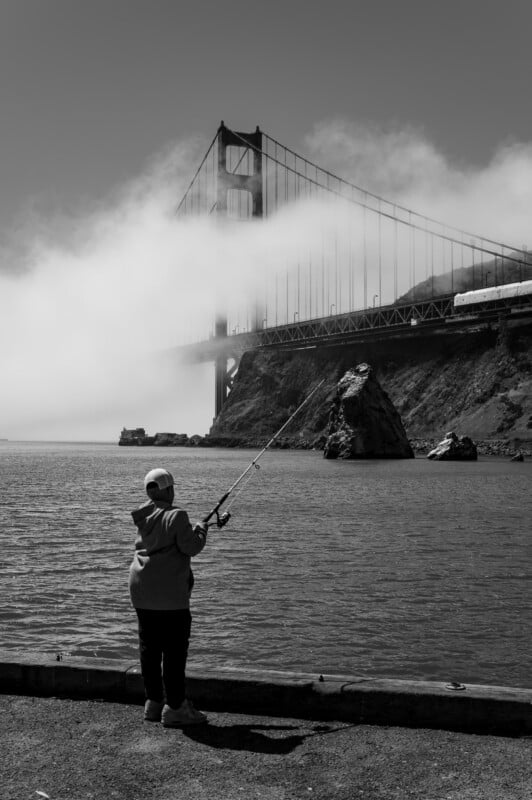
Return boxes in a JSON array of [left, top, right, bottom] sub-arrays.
[[410, 438, 530, 458], [120, 319, 531, 461], [119, 430, 529, 458]]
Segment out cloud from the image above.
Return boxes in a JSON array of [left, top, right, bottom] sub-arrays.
[[306, 119, 451, 197], [305, 119, 532, 246], [0, 142, 219, 440], [1, 121, 531, 440], [0, 141, 333, 440]]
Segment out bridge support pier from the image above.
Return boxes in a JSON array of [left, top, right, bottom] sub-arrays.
[[214, 122, 263, 416], [215, 353, 239, 417], [214, 355, 228, 418]]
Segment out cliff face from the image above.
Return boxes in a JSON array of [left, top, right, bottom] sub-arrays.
[[379, 324, 532, 441], [209, 348, 340, 447], [209, 322, 532, 448]]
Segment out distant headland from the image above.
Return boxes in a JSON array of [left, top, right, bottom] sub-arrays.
[[119, 427, 205, 447]]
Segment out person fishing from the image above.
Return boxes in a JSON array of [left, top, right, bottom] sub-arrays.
[[129, 467, 209, 727], [128, 379, 323, 726]]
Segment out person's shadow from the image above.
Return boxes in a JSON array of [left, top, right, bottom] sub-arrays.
[[181, 721, 344, 754]]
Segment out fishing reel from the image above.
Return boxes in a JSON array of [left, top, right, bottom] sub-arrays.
[[215, 510, 231, 528]]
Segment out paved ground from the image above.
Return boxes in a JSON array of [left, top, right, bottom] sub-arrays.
[[2, 695, 531, 800]]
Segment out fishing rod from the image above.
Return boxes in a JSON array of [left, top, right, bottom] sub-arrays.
[[202, 378, 326, 529]]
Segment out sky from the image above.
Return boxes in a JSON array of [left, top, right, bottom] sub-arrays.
[[1, 0, 532, 440]]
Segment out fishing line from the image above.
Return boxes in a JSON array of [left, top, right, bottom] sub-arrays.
[[224, 463, 261, 513], [202, 378, 325, 528]]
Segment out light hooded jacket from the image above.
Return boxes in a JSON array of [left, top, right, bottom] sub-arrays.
[[128, 499, 207, 610]]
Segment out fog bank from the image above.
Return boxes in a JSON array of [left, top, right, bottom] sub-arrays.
[[1, 122, 531, 441]]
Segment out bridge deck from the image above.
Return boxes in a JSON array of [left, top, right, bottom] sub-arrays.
[[178, 294, 532, 362]]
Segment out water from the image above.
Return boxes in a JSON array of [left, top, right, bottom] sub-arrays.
[[0, 441, 530, 689]]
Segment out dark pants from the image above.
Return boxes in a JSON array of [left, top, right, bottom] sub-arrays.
[[135, 608, 192, 709]]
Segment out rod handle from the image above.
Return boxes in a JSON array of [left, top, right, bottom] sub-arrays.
[[202, 491, 230, 524]]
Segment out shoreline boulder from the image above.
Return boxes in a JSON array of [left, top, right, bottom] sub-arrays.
[[324, 363, 414, 459], [427, 431, 478, 461]]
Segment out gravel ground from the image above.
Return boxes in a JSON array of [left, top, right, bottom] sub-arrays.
[[2, 695, 531, 800]]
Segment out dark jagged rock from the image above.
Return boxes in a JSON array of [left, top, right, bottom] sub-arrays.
[[426, 431, 478, 461], [323, 363, 414, 459]]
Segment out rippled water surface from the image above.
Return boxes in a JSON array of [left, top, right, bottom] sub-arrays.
[[0, 441, 530, 688]]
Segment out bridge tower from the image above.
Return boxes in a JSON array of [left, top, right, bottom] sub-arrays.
[[214, 122, 263, 416]]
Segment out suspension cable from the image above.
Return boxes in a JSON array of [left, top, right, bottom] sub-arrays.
[[224, 127, 528, 267], [175, 131, 219, 214], [262, 131, 527, 258], [177, 124, 530, 273]]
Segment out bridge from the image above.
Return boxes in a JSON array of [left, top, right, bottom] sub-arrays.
[[176, 122, 532, 415]]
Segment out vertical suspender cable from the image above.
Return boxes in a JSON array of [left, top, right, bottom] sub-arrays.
[[441, 232, 445, 288], [309, 249, 312, 319], [451, 241, 454, 293], [286, 263, 289, 325], [335, 234, 339, 312], [321, 230, 325, 318], [274, 142, 278, 211], [425, 226, 429, 287], [363, 203, 368, 309], [297, 261, 301, 319], [263, 145, 267, 219], [431, 235, 435, 296], [393, 210, 398, 302], [412, 226, 416, 297], [349, 208, 353, 311], [501, 245, 506, 283], [275, 271, 278, 326], [378, 204, 382, 305]]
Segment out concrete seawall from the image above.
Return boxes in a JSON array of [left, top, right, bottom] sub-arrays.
[[0, 650, 530, 737]]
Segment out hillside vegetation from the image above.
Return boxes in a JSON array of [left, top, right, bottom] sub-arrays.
[[397, 255, 532, 302]]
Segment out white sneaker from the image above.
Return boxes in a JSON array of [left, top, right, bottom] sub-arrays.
[[162, 699, 207, 727], [144, 700, 164, 722]]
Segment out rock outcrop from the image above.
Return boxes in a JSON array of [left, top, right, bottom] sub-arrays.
[[323, 363, 414, 459], [119, 427, 155, 446], [153, 432, 189, 446], [118, 428, 201, 446], [208, 319, 532, 449], [426, 431, 478, 461]]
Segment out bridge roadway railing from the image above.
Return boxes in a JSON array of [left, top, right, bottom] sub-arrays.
[[177, 293, 532, 363], [256, 295, 455, 347]]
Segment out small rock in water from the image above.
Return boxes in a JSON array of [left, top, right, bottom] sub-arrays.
[[427, 431, 478, 461]]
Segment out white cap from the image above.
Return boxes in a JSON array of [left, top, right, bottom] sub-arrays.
[[143, 468, 174, 490]]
